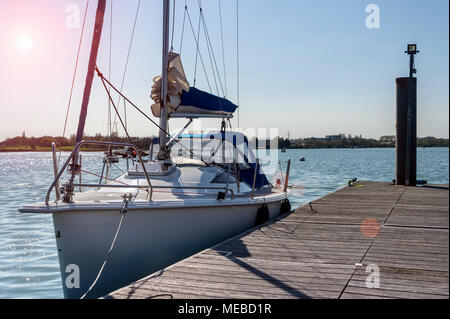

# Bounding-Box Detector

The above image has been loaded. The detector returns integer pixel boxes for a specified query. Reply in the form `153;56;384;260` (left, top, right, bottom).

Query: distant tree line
277;134;448;149
0;132;155;150
417;136;450;148
1;132;448;150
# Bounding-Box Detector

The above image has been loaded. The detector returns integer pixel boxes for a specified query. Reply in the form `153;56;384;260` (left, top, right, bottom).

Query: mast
75;0;107;143
66;0;106;202
158;0;170;159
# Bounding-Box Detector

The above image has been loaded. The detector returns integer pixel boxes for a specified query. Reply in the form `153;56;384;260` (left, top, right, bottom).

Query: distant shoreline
0;147;107;153
1;146;448;153
1;134;448;151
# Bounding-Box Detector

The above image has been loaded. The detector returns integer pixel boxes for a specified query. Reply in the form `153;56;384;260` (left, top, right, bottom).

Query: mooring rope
80;195;131;299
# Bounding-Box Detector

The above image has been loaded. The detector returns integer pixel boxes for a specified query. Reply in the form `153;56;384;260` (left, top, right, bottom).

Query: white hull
53;200;283;298
19;132;291;298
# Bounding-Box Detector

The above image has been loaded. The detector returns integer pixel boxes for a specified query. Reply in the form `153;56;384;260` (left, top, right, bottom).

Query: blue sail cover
150;54;237;118
176;87;237;116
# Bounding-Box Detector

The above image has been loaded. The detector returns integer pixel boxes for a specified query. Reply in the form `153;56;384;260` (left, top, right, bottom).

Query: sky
0;0;448;141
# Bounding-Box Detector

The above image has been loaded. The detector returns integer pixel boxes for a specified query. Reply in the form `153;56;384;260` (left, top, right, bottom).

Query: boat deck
104;181;449;299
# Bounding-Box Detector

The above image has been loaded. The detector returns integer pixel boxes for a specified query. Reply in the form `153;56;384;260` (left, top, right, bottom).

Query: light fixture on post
405;44;419;76
403;44;419;186
406;44;419;55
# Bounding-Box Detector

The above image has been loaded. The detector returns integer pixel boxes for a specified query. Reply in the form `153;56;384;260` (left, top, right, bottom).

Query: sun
16;33;33;51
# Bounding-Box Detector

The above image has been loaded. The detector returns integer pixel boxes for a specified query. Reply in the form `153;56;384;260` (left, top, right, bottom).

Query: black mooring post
396;44;419;186
396;77;417;185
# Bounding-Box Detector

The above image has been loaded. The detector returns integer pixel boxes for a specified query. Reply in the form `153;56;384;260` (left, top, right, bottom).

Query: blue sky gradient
0;0;448;139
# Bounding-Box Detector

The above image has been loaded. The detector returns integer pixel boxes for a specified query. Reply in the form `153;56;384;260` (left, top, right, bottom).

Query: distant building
325;134;345;141
379;135;396;143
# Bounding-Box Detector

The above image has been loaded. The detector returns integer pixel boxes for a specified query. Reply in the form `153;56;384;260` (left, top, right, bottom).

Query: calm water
0;148;448;298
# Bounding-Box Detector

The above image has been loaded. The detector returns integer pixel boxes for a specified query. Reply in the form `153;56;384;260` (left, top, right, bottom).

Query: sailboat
19;0;291;299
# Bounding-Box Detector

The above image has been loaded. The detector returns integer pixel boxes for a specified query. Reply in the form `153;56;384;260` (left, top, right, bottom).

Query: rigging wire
170;0;176;51
108;0;113;139
98;70;132;144
186;7;212;92
81;169;129;185
236;0;240;129
98;67;164;137
95;67;208;165
218;0;228;97
113;0;141;131
58;0;89;166
179;1;187;53
197;1;225;97
61;0;90;144
202;13;225;95
193;5;202;87
200;12;220;96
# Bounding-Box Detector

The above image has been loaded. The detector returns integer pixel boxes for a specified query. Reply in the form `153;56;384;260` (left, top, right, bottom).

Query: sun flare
16;33;33;51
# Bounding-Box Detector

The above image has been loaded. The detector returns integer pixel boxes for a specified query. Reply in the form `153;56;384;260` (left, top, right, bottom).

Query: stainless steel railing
64;184;234;198
51;142;61;201
46;140;235;205
46;140;152;205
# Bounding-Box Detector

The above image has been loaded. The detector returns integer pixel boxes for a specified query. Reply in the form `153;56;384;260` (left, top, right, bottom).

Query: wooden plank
168;264;354;281
350;274;449;289
178;259;357;277
386;206;449;228
133;278;339;299
342;286;448;299
144;271;350;293
346;278;449;296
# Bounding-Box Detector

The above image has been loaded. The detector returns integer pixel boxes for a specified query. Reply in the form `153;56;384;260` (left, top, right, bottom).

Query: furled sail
150;53;237;118
150;52;189;117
